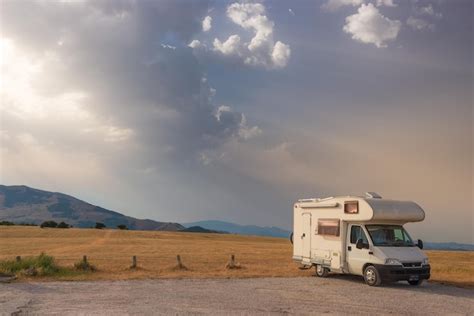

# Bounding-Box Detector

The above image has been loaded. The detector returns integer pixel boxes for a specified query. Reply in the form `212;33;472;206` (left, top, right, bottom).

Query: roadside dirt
1;276;473;315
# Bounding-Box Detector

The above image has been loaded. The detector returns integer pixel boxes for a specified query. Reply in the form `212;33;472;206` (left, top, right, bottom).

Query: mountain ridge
183;220;291;238
0;185;183;231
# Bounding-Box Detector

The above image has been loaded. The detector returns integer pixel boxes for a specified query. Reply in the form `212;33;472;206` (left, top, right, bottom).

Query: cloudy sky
0;0;472;243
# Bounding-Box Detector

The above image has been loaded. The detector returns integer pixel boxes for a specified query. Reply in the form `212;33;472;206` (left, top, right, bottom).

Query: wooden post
226;254;241;269
176;255;182;268
131;256;137;269
16;256;21;262
83;255;88;264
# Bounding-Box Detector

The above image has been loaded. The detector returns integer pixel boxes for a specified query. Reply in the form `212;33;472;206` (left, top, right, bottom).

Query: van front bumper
374;264;431;282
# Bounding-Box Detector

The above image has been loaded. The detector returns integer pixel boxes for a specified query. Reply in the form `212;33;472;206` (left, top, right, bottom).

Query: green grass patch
0;253;88;278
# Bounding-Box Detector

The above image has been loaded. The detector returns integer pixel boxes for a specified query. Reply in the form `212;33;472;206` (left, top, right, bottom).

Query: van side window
350;226;368;244
318;219;340;236
344;201;359;214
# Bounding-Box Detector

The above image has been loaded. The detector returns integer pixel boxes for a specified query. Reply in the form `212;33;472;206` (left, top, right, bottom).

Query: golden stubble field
0;226;472;287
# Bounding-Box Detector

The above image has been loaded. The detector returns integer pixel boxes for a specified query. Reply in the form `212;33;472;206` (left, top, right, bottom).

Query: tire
315;264;329;277
408;280;423;286
364;265;381;286
289;232;293;245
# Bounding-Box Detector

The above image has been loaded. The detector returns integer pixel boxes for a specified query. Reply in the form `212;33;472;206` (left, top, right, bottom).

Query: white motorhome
292;192;430;286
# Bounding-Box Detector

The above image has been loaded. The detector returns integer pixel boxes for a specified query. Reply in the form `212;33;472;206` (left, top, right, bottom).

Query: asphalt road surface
1;276;473;315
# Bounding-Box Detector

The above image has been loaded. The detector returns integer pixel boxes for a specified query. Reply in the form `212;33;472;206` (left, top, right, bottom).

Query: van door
346;224;370;275
301;213;311;259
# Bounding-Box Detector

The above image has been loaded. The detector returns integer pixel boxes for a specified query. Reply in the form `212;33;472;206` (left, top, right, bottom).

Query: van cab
292;193;430;286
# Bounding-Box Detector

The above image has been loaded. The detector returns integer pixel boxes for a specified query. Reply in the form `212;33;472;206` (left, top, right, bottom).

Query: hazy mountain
183;220;291;238
179;226;225;234
424;242;474;251
0;185;183;231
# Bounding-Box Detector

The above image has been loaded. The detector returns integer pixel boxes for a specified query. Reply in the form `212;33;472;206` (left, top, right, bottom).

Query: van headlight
385;258;402;265
422;258;429;265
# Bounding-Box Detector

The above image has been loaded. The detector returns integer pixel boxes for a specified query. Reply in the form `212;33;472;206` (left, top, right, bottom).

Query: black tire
408;280;423;286
289;232;293;244
364;265;381;286
315;264;329;277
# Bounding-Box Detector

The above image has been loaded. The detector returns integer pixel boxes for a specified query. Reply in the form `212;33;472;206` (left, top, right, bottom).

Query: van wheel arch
315;264;329;277
362;263;372;275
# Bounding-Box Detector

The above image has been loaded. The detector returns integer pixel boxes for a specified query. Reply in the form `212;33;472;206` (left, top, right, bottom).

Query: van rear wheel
315;264;329;277
364;265;381;286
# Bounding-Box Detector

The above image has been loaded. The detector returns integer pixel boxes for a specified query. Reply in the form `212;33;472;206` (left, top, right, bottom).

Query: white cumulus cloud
210;2;290;69
343;3;401;48
213;34;241;55
271;41;291;68
188;39;203;49
322;0;363;12
202;15;212;32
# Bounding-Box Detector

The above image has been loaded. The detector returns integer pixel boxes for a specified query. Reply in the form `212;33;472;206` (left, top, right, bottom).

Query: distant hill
183;220;291;238
179;226;225;234
0;185;183;231
424;242;474;251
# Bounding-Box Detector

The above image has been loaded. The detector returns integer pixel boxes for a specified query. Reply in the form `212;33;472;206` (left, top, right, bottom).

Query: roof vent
365;192;382;199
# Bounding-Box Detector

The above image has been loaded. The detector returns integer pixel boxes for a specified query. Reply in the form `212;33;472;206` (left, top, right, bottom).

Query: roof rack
298;198;319;203
298;196;334;203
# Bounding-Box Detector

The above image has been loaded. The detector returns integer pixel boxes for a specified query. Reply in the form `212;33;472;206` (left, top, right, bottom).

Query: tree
117;224;128;230
57;221;70;228
40;221;58;228
95;222;106;229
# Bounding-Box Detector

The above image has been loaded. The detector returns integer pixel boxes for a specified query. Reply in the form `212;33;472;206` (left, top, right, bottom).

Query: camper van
292;193;430;286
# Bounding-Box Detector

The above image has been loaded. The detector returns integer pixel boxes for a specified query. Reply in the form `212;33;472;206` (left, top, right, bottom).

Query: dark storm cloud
1;0;252;162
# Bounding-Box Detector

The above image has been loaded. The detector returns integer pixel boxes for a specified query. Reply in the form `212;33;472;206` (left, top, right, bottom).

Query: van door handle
348;246;352;251
301;233;306;238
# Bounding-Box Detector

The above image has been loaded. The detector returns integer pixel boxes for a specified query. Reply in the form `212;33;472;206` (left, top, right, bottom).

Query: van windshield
365;225;414;247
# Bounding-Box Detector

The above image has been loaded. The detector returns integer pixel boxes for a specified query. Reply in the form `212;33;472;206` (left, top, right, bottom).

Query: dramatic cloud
1;0;471;243
202;15;212;32
343;3;401;48
407;16;434;31
322;0;363;12
209;2;291;69
0;0;259;168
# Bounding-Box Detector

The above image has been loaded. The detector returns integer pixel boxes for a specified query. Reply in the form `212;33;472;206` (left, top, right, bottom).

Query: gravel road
1;276;473;315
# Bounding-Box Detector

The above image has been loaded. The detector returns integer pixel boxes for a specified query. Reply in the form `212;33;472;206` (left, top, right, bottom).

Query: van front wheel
364;265;381;286
315;264;329;277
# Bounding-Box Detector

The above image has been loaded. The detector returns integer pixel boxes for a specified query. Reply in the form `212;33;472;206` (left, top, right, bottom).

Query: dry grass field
0;226;472;287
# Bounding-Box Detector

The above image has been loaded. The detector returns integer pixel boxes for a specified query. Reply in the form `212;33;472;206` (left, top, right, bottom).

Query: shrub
57;222;70;229
95;222;106;229
0;221;14;226
0;253;60;276
117;224;128;230
40;221;58;228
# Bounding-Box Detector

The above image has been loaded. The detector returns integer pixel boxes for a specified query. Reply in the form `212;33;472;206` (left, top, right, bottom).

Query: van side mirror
417;239;423;249
356;238;369;250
